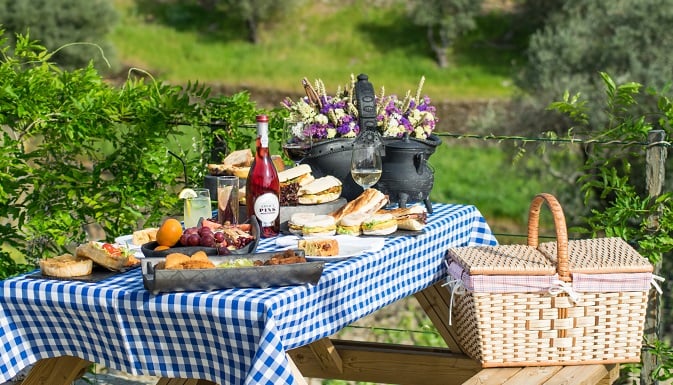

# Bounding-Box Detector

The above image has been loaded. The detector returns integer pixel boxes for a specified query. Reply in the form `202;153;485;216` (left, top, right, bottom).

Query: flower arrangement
282;75;438;141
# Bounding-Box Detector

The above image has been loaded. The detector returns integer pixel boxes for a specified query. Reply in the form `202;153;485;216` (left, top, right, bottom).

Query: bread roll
132;228;158;245
164;251;215;270
361;213;398;236
288;212;316;235
301;215;337;237
336;212;369;236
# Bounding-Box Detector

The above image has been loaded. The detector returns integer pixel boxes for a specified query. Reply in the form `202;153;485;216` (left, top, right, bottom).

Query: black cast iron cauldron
302;134;441;209
377;134;441;213
302;138;361;200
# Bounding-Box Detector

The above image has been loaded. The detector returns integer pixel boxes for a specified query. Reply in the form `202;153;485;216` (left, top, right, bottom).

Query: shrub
0;0;119;73
0;31;262;278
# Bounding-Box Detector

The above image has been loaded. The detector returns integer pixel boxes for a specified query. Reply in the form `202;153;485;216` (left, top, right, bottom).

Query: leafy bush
0;0;119;73
0;31;262;278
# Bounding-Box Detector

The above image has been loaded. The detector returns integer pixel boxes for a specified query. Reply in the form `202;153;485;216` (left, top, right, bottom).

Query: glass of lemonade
183;188;212;228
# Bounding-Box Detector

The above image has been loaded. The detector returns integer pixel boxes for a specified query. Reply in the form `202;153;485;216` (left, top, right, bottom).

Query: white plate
112;236;144;259
114;234;139;249
275;235;385;262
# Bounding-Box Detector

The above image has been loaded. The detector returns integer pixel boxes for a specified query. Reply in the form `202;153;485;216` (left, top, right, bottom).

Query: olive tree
0;0;119;73
406;0;483;68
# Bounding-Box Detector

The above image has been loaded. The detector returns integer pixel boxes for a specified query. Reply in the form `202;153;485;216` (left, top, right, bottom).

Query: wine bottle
246;115;281;237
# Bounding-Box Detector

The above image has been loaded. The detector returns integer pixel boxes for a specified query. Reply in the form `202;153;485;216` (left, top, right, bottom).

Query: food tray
142;250;324;294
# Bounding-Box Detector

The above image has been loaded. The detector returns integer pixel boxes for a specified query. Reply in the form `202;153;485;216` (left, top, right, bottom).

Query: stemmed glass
282;118;312;165
350;145;382;190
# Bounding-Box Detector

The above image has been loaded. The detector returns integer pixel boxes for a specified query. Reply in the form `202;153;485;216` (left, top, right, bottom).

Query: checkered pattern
447;254;653;293
0;203;496;385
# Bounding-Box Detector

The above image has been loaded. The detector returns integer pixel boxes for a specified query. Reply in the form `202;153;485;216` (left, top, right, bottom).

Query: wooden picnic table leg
18;356;90;385
413;281;465;353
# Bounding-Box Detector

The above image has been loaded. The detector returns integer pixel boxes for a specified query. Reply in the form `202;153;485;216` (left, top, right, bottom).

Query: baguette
329;188;388;222
376;205;427;231
75;241;130;271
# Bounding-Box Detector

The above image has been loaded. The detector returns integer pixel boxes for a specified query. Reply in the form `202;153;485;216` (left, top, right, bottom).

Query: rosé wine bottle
246;115;280;237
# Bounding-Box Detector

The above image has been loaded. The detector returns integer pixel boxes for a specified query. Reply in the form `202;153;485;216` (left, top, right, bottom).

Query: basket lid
538;237;653;274
446;244;557;276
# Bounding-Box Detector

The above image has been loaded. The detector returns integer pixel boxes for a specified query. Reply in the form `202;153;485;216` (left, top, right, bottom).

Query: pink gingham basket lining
447;259;652;293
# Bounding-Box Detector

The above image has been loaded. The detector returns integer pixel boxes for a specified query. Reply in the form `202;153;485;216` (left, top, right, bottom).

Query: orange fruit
156;218;183;247
154;245;170;251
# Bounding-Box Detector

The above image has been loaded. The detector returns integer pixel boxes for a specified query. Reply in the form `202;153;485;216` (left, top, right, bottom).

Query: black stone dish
141;216;259;258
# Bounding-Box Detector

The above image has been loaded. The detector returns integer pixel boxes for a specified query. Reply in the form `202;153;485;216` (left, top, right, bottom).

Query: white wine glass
350;145;382;190
282;118;312;165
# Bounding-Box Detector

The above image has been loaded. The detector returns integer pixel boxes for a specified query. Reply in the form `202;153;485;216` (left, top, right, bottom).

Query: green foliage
549;72;673;382
518;0;673;131
0;0;119;73
0;31;261;278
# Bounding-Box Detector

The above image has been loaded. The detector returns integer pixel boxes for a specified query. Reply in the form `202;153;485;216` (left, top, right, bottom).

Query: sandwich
75;241;138;271
298;175;342;205
278;164;314;187
40;254;93;277
377;205;428;231
361;213;398;236
329;188;388;222
279;164;315;206
287;212;316;235
336;212;369;236
298;238;339;257
301;214;337;237
207;149;252;176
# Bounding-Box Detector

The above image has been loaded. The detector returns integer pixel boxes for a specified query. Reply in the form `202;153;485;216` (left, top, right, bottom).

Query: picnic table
0;203;619;385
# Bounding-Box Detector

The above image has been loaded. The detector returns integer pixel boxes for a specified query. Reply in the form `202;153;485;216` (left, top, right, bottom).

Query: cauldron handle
414;152;427;175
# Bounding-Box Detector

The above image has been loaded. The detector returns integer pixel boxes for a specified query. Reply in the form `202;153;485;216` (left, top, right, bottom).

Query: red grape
187;234;201;246
213;232;225;243
184;227;199;235
200;234;215;247
179;234;190;246
198;227;213;237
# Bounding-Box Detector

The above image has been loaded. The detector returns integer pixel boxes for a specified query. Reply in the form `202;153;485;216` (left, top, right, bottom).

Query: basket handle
526;193;570;282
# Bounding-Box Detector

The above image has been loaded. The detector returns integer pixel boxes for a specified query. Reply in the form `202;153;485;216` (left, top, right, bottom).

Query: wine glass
282;118;312;165
350;145;382;190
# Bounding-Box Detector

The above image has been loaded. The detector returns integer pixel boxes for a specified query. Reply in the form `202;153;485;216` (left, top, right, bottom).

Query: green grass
109;0;534;230
110;0;522;101
429;142;541;235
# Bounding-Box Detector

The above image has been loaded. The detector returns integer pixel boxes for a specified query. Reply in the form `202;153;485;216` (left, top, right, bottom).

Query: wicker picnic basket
445;193;654;367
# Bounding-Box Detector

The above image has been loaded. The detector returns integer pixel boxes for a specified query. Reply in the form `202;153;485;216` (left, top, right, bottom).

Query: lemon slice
178;188;198;199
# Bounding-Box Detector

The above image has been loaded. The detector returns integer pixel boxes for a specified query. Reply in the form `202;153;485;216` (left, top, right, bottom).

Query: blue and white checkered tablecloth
0;203;496;385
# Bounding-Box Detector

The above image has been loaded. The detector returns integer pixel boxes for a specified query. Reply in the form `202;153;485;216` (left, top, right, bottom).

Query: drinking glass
217;176;239;226
183;188;211;228
282;118;312;165
350;145;382;190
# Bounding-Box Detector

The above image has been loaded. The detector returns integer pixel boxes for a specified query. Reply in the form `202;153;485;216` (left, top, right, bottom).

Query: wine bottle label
261;135;269;148
253;192;279;225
